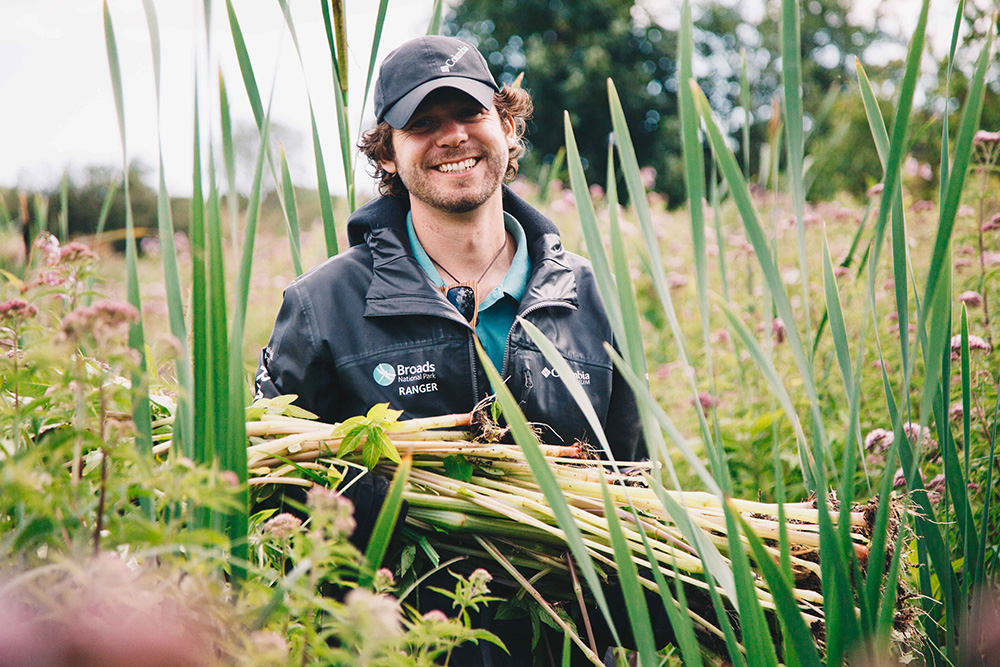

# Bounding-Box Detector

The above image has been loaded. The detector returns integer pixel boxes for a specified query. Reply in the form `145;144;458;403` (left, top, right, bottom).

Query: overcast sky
0;0;985;197
1;0;431;197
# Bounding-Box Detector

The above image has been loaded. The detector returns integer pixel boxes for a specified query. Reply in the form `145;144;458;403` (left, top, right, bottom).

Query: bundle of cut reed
222;405;914;651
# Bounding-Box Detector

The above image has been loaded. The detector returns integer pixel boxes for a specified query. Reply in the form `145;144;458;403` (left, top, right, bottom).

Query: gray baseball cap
374;36;500;129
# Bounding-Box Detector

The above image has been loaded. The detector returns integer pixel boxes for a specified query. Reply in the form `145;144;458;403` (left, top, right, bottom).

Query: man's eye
407;118;432;131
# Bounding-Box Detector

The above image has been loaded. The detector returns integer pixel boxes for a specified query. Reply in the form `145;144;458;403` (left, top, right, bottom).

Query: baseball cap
374;36;500;129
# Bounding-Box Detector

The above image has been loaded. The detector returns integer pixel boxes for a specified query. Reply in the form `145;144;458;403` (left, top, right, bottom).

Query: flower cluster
60;299;139;345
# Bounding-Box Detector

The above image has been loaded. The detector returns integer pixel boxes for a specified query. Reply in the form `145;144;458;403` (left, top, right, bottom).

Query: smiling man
255;35;647;665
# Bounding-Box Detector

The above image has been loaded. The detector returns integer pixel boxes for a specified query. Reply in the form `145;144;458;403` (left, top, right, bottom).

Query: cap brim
382;78;497;129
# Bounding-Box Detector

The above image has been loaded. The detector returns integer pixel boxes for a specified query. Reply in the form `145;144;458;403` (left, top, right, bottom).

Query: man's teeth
436;158;476;173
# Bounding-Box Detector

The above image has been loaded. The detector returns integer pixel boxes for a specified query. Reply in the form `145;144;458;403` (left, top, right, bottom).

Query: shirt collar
406;211;531;303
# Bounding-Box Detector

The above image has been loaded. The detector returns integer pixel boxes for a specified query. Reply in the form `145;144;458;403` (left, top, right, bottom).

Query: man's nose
436;118;469;146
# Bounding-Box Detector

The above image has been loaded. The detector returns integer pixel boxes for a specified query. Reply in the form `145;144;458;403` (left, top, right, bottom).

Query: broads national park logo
373;360;439;396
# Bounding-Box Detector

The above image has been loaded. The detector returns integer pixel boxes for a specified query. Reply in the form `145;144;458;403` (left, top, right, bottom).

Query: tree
444;0;897;204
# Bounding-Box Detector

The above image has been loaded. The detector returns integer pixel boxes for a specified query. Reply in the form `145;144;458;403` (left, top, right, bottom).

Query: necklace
426;234;508;286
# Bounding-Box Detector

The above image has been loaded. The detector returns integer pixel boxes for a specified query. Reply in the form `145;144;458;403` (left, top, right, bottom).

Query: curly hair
358;85;533;199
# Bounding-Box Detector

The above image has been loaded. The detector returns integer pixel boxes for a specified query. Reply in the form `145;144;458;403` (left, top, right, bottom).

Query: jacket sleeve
254;280;339;420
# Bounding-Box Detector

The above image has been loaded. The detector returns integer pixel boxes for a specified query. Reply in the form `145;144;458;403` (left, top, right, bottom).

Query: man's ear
503;115;517;149
381;159;397;174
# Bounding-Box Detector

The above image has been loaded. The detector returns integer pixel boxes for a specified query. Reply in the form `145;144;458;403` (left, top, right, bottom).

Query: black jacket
256;186;644;460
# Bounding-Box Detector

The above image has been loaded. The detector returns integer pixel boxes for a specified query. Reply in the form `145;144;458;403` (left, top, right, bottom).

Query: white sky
0;1;987;196
1;0;432;196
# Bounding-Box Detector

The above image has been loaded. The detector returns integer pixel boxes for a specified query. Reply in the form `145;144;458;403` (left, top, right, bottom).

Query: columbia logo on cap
439;45;470;73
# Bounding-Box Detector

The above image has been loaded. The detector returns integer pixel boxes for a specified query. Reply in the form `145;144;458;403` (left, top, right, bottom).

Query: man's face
381;88;516;215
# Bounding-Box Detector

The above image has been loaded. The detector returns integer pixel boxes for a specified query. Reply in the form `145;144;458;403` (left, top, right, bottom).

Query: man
255;35;647;664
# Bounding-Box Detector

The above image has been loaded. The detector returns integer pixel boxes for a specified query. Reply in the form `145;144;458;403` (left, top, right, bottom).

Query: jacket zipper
500;299;574;378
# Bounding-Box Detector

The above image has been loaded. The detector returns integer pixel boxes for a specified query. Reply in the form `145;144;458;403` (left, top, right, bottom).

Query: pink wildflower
711;328;731;345
667;272;688;289
772;318;786;344
982;214;1000;232
691;392;719;410
950;334;992;353
422;610;449;623
959;291;983;308
59;242;98;264
958;204;976;217
911;200;934;213
866;183;884;197
893;467;907;488
0;299;38;321
864;428;894;453
926;473;947;495
639;166;657;190
263;513;302;540
834;266;850;278
60;300;138;343
973;130;1000;145
588;184;605;201
33;232;60;265
307;485;356;538
954;257;974;270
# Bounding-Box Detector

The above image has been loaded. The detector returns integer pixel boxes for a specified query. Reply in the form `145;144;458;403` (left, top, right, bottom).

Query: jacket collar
349;186;578;317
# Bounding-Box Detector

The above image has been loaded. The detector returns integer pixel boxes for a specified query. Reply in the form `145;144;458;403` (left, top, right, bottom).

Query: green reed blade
427;0;443;35
607;345;722;499
975;389;1000;588
629;496;704;667
780;0;811;340
95;176;119;238
279;146;302;268
692;82;826;491
646;475;745;666
960;308;972;604
564;116;625;344
939;0;967;197
608;79;725;488
875;527;905;643
740;48;751;180
232;81;272;348
476;338;623;649
607;147;648;376
191;79;211;469
225;0;262;124
716;297;813;478
206;157;229;470
679;0;713;381
275;0;338;257
219;70;239;247
360;0;390;122
58;172;68;242
921;23;994;326
320;0;355;213
311;106;339;257
739;514;822;667
599;473;657;664
723;501;779;667
363;457;412;581
104;1;152;457
142;0;192;457
330;0;348;94
226;0;304;266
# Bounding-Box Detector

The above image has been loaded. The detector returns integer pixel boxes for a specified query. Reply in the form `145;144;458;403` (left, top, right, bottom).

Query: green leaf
600;471;657;665
443;454;474;482
363;457;412;579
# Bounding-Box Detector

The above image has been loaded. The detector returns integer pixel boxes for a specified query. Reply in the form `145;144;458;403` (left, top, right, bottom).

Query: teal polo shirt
407;212;531;373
